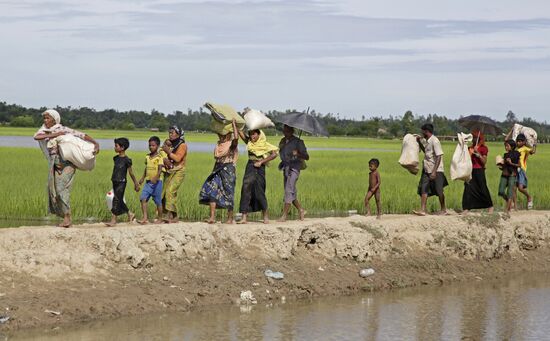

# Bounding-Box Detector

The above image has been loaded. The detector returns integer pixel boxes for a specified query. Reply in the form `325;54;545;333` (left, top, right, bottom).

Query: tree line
1;101;548;141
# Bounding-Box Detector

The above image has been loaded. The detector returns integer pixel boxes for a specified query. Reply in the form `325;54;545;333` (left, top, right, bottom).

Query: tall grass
0;141;547;225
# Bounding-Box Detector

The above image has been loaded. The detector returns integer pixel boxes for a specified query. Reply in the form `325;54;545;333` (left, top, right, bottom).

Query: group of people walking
34;110;309;227
34;109;537;228
411;123;536;216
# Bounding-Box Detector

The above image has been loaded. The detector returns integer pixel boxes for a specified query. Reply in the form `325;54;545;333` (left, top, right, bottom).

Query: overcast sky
1;0;549;120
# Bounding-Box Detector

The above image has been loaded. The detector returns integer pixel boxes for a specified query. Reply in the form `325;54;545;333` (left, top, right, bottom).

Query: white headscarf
43;109;61;125
35;109;63;159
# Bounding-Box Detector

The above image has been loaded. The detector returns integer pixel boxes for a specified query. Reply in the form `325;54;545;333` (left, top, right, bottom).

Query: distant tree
401;111;415;133
10;115;35;127
149;110;169;131
506;110;517;123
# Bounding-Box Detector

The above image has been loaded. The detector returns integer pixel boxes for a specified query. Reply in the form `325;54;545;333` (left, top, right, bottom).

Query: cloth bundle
450;132;473;182
398;134;420;175
55;134;96;171
205;102;245;135
243;108;274;130
511;123;537;147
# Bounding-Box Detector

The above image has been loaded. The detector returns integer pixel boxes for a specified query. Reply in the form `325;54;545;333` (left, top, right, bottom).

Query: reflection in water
8;274;550;340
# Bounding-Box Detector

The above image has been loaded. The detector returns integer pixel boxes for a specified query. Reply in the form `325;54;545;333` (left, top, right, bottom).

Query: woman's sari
199;139;238;209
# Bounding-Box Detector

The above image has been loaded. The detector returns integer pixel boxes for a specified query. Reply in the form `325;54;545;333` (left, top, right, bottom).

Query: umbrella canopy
276;112;329;137
458;115;502;136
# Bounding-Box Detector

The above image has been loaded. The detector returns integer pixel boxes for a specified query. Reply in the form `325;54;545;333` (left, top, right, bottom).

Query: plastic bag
243;108;274;130
450;133;473;181
398;134;420;175
106;189;125;210
56;134;96;171
511;123;537;147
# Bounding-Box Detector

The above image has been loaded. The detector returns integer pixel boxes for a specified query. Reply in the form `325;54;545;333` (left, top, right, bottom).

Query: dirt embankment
1;211;550;332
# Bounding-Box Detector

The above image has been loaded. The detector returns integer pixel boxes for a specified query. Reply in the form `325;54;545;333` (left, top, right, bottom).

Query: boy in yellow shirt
138;136;164;224
515;133;536;209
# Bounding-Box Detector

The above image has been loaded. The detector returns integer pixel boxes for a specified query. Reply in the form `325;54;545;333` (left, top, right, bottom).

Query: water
7;274;550;340
0;136;395;153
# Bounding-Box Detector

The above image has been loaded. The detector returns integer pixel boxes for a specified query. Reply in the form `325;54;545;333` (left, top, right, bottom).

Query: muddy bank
1;211;550;332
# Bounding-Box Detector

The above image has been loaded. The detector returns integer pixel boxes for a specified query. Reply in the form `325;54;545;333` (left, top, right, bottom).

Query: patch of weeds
432;233;444;244
460;213;501;229
350;221;385;239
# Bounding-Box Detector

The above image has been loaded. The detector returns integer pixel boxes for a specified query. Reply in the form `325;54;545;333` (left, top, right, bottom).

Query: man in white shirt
413;123;448;216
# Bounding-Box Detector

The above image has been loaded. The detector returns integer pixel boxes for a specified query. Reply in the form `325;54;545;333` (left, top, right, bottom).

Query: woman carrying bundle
462;130;493;214
199;119;240;224
33;109;100;227
237;129;278;224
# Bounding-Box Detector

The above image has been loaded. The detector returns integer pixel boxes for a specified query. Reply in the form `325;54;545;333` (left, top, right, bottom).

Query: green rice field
0;128;547;225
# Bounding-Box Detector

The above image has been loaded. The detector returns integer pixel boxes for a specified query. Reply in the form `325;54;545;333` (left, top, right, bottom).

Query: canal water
6;274;550;340
0;136;396;153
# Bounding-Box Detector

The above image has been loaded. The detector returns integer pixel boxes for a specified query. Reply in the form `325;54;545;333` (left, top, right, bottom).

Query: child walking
514;133;536;209
105;138;139;226
138;136;164;224
365;158;381;218
498;140;520;213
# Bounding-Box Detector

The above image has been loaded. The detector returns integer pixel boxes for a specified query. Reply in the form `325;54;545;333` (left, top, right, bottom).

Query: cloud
1;0;550;119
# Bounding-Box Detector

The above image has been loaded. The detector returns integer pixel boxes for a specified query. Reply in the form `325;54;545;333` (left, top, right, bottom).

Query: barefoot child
514;133;536;209
105;138;139;226
365;158;381;218
498;140;520;213
138;136;164;224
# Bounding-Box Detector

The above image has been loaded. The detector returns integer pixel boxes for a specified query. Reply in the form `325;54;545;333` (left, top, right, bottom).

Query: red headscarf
471;129;485;146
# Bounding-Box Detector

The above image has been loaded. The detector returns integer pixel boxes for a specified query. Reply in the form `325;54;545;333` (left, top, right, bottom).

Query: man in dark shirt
278;125;309;221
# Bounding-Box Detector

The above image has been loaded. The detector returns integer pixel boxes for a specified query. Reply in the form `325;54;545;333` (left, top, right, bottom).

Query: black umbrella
458;115;502;136
276;111;329;137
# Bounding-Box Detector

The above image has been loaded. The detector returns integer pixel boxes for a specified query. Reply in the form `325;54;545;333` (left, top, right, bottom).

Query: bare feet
277;216;287;222
153;219;164;224
204;218;215;224
299;209;307;221
128;213;135;222
376;214;381;220
237;220;248;224
138;219;148;225
58;219;72;228
435;210;449;216
413;210;426;216
104;221;116;227
225;220;234;224
263;218;269;224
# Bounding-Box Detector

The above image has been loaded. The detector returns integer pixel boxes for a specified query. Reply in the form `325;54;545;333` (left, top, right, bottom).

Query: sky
1;0;550;121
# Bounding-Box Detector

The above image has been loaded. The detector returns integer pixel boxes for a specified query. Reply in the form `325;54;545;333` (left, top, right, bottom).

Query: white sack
398;134;420;175
511;123;537;147
56;134;96;171
243;109;275;130
450;132;473;182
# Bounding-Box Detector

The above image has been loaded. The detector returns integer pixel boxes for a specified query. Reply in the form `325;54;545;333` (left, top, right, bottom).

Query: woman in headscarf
462;130;493;214
237;129;278;224
161;126;188;223
33;109;100;227
199;119;239;224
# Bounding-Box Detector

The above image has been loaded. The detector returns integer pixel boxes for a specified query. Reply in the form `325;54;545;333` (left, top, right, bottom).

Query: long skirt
111;181;129;216
239;160;268;213
462;168;493;210
48;155;75;217
162;167;186;214
199;163;236;209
